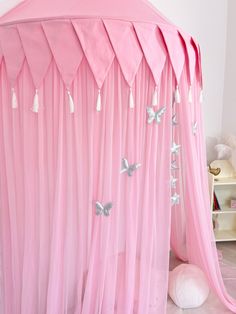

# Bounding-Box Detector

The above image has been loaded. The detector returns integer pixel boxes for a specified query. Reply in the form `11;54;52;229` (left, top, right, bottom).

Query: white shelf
209;163;236;242
213;206;236;215
214;229;236;242
214;177;236;186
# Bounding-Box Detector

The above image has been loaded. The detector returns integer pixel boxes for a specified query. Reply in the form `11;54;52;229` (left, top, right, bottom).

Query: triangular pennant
17;22;52;89
72;19;115;89
42;20;84;87
159;25;185;83
191;38;203;86
0;26;25;86
179;31;196;84
103;19;143;87
133;22;166;86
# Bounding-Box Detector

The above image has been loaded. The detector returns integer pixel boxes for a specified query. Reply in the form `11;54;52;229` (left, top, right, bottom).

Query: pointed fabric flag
180;31;196;85
192;38;203;87
42;20;83;87
133;22;166;86
103;19;143;87
159;25;185;84
17;23;52;89
72;19;115;89
0;26;25;86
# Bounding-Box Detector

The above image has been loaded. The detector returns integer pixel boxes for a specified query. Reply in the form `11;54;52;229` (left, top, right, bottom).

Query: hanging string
96;89;102;112
32;89;40;113
129;87;135;109
67;89;75;114
174;85;181;104
152;85;158;107
11;88;18;109
188;85;193;104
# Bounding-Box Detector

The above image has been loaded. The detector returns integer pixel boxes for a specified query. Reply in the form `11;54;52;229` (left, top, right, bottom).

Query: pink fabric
42;20;84;88
0;19;198;94
0;0;171;25
17;22;52;89
0;25;25;86
72;19;115;89
159;25;185;84
133;23;166;86
0;58;172;314
0;7;235;314
171;67;236;313
103;20;143;87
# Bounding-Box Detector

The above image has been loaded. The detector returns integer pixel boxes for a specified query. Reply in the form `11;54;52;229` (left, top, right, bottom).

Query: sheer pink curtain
171;66;236;313
0;57;173;314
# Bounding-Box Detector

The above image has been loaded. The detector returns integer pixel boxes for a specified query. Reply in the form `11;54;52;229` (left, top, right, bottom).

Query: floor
167;242;236;314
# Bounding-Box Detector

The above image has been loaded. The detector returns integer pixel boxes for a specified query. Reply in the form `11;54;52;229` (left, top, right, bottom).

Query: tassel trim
11;88;18;109
152;85;158;107
32;89;39;113
96;89;102;112
67;90;75;113
129;87;135;109
175;85;181;104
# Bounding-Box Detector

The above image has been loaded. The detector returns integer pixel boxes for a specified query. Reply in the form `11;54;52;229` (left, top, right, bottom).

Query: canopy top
0;0;172;26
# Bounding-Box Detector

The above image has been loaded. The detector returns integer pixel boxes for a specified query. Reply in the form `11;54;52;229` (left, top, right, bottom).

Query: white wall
149;0;228;137
222;0;236;135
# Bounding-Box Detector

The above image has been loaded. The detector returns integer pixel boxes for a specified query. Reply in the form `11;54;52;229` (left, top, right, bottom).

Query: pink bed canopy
0;0;235;313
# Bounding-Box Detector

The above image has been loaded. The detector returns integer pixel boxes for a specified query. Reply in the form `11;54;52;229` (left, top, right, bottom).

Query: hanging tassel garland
188;85;193;103
152;85;158;107
174;85;181;104
67;90;75;113
11;88;18;109
96;89;102;112
129;88;135;109
199;89;203;103
32;90;40;113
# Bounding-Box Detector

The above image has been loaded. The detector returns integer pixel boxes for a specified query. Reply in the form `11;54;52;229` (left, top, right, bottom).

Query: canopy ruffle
0;19;200;94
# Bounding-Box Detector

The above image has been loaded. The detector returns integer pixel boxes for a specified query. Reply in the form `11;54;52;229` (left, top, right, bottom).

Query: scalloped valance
0;19;201;105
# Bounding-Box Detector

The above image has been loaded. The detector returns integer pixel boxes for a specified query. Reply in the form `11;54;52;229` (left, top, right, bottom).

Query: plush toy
168;264;210;309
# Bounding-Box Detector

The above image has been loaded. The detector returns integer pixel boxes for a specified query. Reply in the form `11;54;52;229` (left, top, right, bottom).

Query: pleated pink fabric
0;2;235;313
0;58;173;314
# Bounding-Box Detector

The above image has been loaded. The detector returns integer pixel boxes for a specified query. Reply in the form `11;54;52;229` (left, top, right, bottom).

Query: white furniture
210;160;236;242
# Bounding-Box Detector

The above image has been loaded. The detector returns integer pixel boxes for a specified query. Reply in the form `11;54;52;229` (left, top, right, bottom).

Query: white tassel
67;90;75;113
188;85;193;103
199;89;203;103
174;85;181;104
152;85;158;107
96;89;102;112
11;88;18;109
32;89;39;113
129;87;135;109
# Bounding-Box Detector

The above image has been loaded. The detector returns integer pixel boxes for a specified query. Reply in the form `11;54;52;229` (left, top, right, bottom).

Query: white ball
168;264;210;309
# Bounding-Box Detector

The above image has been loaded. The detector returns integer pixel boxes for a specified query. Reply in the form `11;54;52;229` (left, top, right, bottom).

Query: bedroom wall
222;0;236;136
149;0;228;137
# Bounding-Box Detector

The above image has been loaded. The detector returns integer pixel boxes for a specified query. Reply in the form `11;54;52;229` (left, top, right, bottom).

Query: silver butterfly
95;202;112;217
171;160;179;171
171;142;181;155
121;158;141;177
147;106;166;124
171;176;178;189
172;114;178;126
171;193;180;206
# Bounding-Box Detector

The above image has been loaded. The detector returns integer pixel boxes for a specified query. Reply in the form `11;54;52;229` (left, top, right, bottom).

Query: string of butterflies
95;87;201;217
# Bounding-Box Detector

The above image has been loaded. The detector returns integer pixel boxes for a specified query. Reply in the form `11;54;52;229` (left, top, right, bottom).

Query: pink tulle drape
171;68;236;313
0;58;173;314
